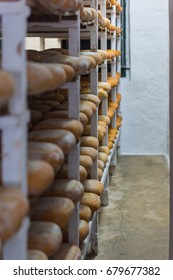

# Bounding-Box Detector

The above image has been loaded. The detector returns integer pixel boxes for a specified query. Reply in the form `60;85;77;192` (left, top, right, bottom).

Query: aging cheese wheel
80;103;93;119
98;159;104;171
31;197;75;229
80;99;96;112
80;136;99;149
0;187;29;241
80;192;101;213
28;221;62;257
80;147;98;161
28;142;64;172
29;129;76;155
80;155;93;173
80;55;96;70
28;160;55;196
98;120;107;128
56;164;87;182
98;168;103;181
98;81;111;92
28;249;48;260
30;110;43;125
79;219;89;242
79;112;88;127
98;146;110;155
29;102;51;114
33;118;83;140
43;179;84;204
98;152;108;164
0;70;14;105
80;94;100;107
79;204;92;222
34;100;60;111
83;180;104;196
98;115;110;125
50;243;81;260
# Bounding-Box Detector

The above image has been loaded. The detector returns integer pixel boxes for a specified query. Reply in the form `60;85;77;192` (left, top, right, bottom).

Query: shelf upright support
0;0;30;260
67;12;81;247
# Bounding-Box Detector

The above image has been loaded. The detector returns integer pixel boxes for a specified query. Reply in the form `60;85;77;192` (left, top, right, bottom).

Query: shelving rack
0;0;123;260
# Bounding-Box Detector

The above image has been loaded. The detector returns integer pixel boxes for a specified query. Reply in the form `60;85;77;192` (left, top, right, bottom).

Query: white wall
120;0;169;156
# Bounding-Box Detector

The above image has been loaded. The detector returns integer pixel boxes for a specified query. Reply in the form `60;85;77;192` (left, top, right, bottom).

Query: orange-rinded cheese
80;136;99;149
79;204;92;222
83;180;104;196
80;155;93;173
80;192;101;213
28;249;48;260
50;243;81;260
79;219;89;242
43;179;84;204
28;221;62;257
28;129;76;155
80;147;98;161
31;197;75;229
0;186;29;241
98;146;110;155
33;118;83;140
28;142;64;172
28;160;55;196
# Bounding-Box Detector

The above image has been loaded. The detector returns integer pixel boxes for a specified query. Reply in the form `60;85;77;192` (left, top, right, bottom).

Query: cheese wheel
33;100;60;110
28;142;64;171
28;160;55;196
0;70;14;105
98;168;103;181
43;179;84;204
31;197;75;229
98;159;104;171
80;55;96;70
80;192;101;213
80;103;93;119
98;81;111;92
98;115;110;125
43;110;69;120
80;147;98;161
80;51;103;65
0;186;29;241
79;219;89;242
80;155;93;173
50;243;81;260
80;7;88;21
30;110;43;125
58;64;75;82
79;204;92;222
80;94;100;106
28;250;48;260
29;129;76;155
28;221;62;257
80;136;99;149
80;112;88;127
80;100;96;112
98;120;107;127
37;91;66;103
98;152;108;164
56;164;87;182
108;141;113;149
29;102;51;114
83;180;104;196
98;88;108;100
33;118;83;140
98;146;110;155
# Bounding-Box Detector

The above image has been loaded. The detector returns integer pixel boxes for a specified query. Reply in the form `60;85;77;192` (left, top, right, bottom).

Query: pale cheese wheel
98;168;103;181
98;81;111;92
98;152;108;164
0;187;29;241
80;100;96;112
80;55;96;70
43;179;84;204
80;7;88;21
31;197;75;229
83;180;104;196
79;219;89;242
80;136;99;149
98;159;104;171
80;147;98;161
28;160;55;196
80;94;100;106
98;146;110;155
80;112;89;127
0;70;14;105
80;51;103;65
28;221;62;257
79;204;92;222
80;155;93;173
58;64;75;82
98;120;107;128
80;103;93;119
80;192;101;213
50;243;81;260
28;129;76;155
98;115;110;125
33;118;83;140
28;250;48;260
98;88;108;100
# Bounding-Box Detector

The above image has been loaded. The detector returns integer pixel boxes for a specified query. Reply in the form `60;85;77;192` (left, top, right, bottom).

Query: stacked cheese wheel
27;0;83;14
80;6;97;24
97;10;118;32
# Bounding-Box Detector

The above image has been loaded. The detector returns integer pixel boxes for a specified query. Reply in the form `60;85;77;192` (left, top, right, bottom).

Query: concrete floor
89;156;169;260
